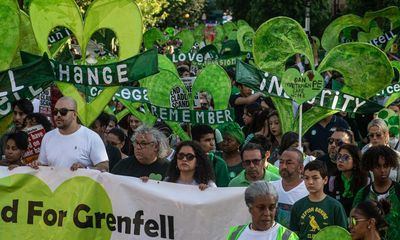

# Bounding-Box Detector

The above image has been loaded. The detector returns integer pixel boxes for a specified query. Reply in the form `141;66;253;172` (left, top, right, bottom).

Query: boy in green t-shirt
290;160;347;240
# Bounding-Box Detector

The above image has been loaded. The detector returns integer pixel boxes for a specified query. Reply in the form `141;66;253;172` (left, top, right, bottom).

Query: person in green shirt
289;160;347;240
191;124;230;187
229;143;280;187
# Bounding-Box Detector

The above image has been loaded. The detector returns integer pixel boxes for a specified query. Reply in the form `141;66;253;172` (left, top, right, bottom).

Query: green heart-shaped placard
0;174;112;239
149;173;162;181
29;0;143;127
0;0;20;71
282;69;324;105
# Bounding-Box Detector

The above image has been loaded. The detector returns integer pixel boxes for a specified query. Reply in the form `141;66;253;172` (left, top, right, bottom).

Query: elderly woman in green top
227;181;298;240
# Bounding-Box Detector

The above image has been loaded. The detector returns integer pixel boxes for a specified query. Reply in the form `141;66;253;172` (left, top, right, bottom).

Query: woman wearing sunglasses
165;141;216;190
348;200;389;240
327;144;369;215
361;118;400;182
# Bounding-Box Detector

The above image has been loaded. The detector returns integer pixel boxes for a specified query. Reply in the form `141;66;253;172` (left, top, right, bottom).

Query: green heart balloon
190;64;231;111
193;24;205;43
312;226;351;240
282;68;324;105
173;29;195;53
318;43;393;99
10;11;42;67
0;174;112;239
143;27;166;50
253;17;393;135
253;16;315;76
322;6;400;52
30;0;143;127
0;0;20;71
237;25;254;52
149;173;162;181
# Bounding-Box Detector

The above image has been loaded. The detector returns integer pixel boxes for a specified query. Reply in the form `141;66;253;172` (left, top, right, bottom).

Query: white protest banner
0;167;250;240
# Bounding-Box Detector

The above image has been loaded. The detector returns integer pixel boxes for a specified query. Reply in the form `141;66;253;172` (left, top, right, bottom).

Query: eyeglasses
53;108;75;116
336;154;352;162
177;152;196;161
243;159;263;166
368;133;383;138
133;141;155;148
348;217;368;226
328;137;344;146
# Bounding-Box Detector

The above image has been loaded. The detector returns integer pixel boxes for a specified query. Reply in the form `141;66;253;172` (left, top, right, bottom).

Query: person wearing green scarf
218;122;245;180
327;144;368;216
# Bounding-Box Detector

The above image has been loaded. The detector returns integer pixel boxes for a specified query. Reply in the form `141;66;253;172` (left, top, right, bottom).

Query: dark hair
96;112;110;128
244;103;262;119
6;131;29;150
109;114;117;125
335;127;355;144
25;113;53;132
354;200;390;231
336;144;368;193
166;141;215;184
304;160;328;179
249;109;270;135
12;99;34;115
361;145;399;171
241;143;265;159
108;127;126;143
267;110;281;146
248;135;271;153
191;124;214;142
279;131;300;155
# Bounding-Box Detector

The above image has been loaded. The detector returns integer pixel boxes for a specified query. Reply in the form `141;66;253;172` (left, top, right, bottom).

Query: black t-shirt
106;144;122;171
111;156;169;178
229;94;245;126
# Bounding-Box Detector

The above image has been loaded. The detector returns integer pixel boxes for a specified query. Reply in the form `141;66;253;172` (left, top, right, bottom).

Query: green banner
149;104;235;124
84;86;149;103
0;54;54;117
21;49;158;86
369;27;399;47
376;82;400;97
48;28;71;44
236;60;384;114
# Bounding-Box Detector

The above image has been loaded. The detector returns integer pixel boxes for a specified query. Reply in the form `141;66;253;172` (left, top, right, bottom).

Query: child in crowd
0;131;29;170
290;160;347;240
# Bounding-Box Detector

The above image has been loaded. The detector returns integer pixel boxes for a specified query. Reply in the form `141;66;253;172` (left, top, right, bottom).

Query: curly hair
166;141;215;184
361;145;399;171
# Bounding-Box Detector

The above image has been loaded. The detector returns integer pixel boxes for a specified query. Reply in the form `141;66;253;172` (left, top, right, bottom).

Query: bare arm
94;161;109;172
234;92;263;105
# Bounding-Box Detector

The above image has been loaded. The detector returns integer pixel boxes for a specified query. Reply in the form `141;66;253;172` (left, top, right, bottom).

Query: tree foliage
161;0;207;28
217;0;332;36
345;0;400;15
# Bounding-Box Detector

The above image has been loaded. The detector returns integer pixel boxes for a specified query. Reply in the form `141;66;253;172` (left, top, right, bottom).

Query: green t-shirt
228;167;281;187
208;152;230;187
289;195;347;240
227;163;244;180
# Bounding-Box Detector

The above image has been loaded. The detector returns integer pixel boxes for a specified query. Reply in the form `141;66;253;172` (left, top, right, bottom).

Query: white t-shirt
271;179;308;227
38;126;108;168
237;222;280;240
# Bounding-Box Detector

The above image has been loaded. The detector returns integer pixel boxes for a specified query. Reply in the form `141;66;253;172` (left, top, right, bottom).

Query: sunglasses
243;159;262;166
348;217;368;226
53;108;75;116
336;154;351;162
177;152;196;161
368;133;383;138
328;137;344;146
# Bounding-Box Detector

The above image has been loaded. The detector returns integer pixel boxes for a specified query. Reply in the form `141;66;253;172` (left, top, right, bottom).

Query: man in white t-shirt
33;97;109;171
271;147;308;228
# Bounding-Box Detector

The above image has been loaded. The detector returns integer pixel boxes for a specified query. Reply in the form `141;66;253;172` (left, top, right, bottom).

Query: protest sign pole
298;103;303;152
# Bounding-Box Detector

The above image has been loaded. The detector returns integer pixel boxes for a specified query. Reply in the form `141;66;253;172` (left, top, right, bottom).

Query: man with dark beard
271;148;308;227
